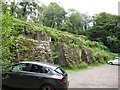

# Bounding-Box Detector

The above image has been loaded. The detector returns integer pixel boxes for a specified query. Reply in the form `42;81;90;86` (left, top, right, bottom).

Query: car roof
19;61;59;70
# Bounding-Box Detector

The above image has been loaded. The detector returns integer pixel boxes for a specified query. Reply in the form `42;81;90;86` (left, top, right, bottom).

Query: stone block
81;48;92;64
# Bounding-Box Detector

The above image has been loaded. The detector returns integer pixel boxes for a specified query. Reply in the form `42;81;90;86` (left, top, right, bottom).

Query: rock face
81;48;92;64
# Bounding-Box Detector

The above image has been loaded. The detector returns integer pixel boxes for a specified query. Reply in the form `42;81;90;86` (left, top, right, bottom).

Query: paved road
68;65;119;88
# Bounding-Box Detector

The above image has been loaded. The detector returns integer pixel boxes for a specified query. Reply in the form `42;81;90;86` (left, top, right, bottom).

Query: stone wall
16;31;53;63
81;48;92;64
16;30;93;68
63;45;80;67
50;42;80;67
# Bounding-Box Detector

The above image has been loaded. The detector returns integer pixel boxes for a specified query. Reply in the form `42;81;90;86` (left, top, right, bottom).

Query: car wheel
109;62;113;65
41;85;55;90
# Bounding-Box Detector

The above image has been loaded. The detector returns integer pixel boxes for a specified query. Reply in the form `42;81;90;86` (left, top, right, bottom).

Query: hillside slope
2;14;118;68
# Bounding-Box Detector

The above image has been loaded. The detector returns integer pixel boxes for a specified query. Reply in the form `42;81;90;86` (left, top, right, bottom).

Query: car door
2;64;17;87
114;59;119;64
19;64;49;89
118;59;120;64
2;63;30;88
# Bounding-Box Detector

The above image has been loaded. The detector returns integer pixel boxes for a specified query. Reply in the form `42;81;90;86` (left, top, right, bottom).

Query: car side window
12;63;29;72
30;64;49;73
55;67;66;75
115;59;118;61
44;68;50;73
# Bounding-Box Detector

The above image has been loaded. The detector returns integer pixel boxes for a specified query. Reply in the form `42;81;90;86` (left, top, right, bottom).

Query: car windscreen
55;67;67;76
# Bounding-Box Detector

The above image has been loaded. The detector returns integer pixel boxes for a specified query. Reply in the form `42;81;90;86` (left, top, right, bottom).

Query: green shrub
78;62;88;69
92;48;118;64
51;50;59;59
84;40;109;51
59;61;66;67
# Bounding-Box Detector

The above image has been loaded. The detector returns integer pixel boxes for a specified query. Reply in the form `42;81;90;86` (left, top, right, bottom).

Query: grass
63;63;108;73
63;67;89;73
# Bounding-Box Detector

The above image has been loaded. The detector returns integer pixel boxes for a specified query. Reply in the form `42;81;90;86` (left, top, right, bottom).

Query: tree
81;13;90;31
9;1;19;16
43;2;66;29
18;1;34;20
65;9;90;35
87;12;120;53
1;1;9;14
1;0;41;21
31;4;46;24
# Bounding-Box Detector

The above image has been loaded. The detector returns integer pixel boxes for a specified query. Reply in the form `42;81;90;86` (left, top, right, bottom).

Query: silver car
108;57;120;65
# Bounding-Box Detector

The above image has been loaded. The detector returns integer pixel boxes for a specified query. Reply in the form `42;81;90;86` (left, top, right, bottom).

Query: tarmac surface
68;65;119;88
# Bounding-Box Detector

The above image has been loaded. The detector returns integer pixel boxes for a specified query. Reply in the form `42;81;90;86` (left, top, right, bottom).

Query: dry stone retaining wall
81;48;92;64
16;31;53;63
15;30;93;67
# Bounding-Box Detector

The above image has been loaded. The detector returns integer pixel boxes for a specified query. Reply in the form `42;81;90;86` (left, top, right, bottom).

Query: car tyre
41;85;55;90
109;62;113;65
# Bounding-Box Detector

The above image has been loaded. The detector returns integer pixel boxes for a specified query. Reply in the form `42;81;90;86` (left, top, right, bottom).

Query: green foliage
1;1;9;13
59;61;66;67
2;12;16;62
43;2;66;29
87;12;120;53
78;62;88;69
91;47;118;64
51;50;59;59
1;1;91;36
2;2;119;53
1;1;42;21
84;40;109;51
47;30;60;42
106;36;120;52
65;9;90;35
1;7;119;69
1;59;14;67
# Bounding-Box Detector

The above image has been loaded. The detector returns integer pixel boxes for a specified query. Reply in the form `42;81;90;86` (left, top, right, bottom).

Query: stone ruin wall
81;48;92;64
50;42;81;67
17;31;53;63
17;30;93;67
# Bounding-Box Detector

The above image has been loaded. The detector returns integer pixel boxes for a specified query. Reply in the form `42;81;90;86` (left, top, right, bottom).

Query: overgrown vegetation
1;12;118;68
1;0;119;69
1;1;120;53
